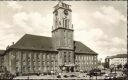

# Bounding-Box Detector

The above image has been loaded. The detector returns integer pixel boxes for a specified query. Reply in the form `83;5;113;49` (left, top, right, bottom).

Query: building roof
0;50;5;56
107;54;127;59
74;41;97;54
9;34;97;55
10;34;53;51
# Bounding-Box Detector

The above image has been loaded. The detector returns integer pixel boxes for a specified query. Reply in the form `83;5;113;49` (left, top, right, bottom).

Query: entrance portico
59;64;75;72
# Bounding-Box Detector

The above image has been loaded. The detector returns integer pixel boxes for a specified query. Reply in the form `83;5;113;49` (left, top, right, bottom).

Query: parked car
100;72;106;76
40;73;44;76
88;69;101;76
83;70;87;73
41;72;54;75
104;73;117;80
63;75;69;78
70;74;77;77
80;70;83;73
57;75;61;78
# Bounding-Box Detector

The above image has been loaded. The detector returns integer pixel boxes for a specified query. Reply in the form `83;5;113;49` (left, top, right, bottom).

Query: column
20;52;23;74
31;52;34;73
44;53;46;72
26;52;28;74
35;53;38;73
39;53;42;73
41;53;43;73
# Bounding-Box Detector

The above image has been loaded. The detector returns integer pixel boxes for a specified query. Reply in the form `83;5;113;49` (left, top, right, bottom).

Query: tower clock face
64;10;68;15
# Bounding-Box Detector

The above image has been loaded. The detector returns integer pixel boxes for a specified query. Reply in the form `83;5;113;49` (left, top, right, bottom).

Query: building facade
105;54;127;69
4;49;58;74
4;1;98;75
104;56;110;68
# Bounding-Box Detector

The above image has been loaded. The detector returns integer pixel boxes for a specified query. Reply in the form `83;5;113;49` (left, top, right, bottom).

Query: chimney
12;42;14;45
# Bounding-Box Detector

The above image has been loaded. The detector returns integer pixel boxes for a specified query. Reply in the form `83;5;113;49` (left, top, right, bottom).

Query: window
69;54;70;62
16;67;18;71
55;17;58;28
65;19;67;28
63;19;69;28
59;21;61;25
64;52;66;62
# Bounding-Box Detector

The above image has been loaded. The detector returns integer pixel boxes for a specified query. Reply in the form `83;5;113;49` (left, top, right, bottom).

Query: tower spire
59;0;63;3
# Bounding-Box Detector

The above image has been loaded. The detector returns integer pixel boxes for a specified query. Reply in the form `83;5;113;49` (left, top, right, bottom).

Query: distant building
4;1;98;75
105;56;110;68
0;50;5;73
105;54;127;69
97;60;104;70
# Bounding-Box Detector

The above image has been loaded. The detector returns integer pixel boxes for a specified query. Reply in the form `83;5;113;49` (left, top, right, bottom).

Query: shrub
63;75;68;78
57;75;61;78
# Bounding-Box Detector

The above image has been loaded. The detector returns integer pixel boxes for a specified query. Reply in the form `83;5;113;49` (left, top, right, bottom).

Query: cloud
13;12;52;36
7;1;23;10
0;11;53;49
0;22;13;36
93;6;127;24
112;37;126;45
0;22;19;49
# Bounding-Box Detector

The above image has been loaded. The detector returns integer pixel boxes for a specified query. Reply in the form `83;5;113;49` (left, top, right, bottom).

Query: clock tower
52;1;75;72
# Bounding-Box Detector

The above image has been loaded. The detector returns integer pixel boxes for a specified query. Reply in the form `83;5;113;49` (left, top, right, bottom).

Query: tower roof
54;1;71;12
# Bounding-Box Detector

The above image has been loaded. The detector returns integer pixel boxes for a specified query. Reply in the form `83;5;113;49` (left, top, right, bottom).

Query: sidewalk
14;75;105;80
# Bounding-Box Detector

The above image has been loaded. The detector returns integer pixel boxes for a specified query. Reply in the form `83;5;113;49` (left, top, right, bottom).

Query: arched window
63;19;69;28
64;52;66;62
69;52;70;62
65;19;67;28
65;19;69;28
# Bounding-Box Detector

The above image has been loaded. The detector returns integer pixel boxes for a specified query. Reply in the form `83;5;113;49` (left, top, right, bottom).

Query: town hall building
3;1;98;75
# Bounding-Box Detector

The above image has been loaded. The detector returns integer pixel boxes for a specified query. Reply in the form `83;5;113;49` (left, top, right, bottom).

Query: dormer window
65;19;68;28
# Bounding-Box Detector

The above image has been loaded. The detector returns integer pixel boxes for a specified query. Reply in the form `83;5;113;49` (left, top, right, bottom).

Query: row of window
76;62;96;65
20;54;57;61
76;56;97;60
21;61;58;65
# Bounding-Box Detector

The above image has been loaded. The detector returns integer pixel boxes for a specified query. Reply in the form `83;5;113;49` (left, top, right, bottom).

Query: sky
0;1;127;62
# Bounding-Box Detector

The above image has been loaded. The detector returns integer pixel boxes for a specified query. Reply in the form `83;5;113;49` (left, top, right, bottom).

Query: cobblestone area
13;70;125;80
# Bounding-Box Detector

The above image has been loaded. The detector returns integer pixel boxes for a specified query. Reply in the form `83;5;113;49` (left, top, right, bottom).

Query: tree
0;66;15;79
124;63;128;69
117;64;122;69
123;63;128;76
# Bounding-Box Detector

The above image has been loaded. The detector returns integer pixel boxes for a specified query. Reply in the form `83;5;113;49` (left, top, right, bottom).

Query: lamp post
114;66;116;73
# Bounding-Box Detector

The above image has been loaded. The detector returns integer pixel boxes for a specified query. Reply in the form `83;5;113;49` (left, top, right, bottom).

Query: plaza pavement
13;70;124;80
